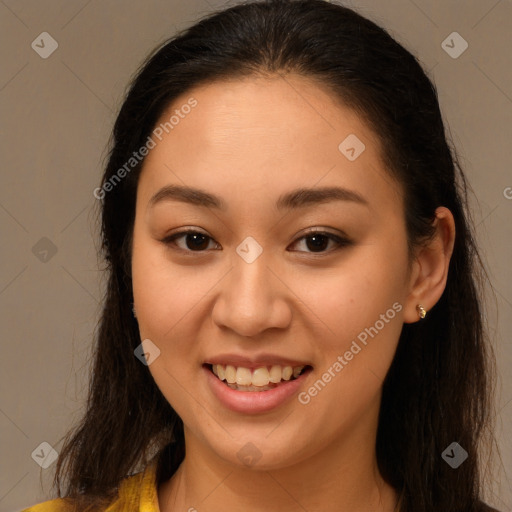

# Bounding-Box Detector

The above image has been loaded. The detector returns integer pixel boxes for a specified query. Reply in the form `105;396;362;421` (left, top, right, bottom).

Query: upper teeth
212;364;305;387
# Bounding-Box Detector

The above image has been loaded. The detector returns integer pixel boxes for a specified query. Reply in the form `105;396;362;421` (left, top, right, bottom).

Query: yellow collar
104;459;160;511
22;460;161;512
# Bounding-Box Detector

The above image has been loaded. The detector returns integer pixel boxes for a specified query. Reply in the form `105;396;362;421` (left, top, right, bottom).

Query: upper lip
205;353;312;369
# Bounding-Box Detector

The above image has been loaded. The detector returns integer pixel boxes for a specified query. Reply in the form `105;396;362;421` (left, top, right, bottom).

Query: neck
158;404;398;512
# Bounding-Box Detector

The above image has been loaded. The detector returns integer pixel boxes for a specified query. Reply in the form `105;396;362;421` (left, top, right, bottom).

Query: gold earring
416;304;427;319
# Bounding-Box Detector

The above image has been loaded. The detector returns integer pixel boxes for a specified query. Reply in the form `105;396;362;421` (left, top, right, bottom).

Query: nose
211;255;293;337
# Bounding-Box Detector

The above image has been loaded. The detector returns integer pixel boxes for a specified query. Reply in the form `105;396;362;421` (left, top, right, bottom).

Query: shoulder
21;461;159;512
21;497;73;512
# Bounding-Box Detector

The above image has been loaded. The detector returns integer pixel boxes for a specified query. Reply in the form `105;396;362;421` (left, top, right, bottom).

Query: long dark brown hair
52;1;498;510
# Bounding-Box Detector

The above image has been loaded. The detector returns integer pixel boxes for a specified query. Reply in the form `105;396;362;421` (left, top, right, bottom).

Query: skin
131;73;455;512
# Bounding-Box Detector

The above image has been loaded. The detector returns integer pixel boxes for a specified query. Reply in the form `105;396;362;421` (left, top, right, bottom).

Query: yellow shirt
21;462;501;512
21;460;160;512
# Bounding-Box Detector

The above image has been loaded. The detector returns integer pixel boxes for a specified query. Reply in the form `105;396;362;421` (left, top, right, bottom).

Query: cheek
131;231;213;340
291;242;408;429
293;240;408;348
131;233;210;416
294;245;407;433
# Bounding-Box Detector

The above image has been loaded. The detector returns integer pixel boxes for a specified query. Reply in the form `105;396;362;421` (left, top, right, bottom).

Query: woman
23;0;500;511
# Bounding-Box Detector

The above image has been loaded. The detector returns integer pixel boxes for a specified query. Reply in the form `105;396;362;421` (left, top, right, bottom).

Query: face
131;74;412;470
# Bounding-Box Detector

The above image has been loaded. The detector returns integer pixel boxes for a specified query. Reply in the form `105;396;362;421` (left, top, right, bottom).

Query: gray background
1;0;511;511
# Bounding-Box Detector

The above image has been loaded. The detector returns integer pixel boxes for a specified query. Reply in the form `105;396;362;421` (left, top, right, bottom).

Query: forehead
137;74;402;212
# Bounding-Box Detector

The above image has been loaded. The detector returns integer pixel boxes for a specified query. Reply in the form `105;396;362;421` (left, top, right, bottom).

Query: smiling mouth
206;363;312;392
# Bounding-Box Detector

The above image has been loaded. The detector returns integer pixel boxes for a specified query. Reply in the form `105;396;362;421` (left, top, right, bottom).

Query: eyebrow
148;184;368;211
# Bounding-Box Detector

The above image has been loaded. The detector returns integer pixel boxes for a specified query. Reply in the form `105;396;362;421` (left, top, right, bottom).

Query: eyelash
161;228;352;255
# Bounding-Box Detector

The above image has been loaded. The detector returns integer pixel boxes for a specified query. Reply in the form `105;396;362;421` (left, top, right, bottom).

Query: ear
403;206;456;323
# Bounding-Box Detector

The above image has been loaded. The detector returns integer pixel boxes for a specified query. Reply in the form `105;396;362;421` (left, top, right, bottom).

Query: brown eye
304;233;330;252
162;230;220;252
289;231;352;254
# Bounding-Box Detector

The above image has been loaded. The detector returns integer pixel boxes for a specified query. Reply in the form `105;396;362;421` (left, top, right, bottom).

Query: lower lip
203;365;312;414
